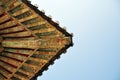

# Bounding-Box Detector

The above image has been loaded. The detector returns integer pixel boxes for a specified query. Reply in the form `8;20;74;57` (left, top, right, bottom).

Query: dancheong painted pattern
0;0;73;80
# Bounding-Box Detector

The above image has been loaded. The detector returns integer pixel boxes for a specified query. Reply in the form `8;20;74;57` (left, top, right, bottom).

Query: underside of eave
21;0;73;37
0;0;73;80
30;44;72;80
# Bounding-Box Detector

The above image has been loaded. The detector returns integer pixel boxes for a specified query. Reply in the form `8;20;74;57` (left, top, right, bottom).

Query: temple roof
0;0;73;80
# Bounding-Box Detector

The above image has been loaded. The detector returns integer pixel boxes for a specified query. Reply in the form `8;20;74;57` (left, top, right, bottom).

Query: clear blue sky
31;0;120;80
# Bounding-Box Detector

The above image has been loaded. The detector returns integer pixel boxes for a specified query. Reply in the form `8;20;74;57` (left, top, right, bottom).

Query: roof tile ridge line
21;0;73;37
